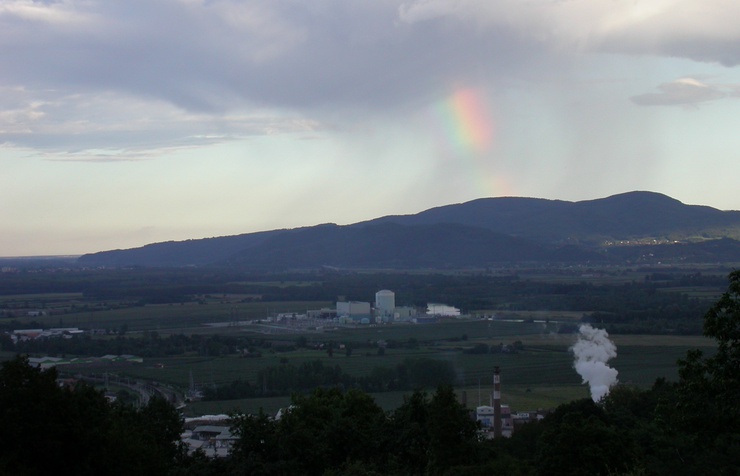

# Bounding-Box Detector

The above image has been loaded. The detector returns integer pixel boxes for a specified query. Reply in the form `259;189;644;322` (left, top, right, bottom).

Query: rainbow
437;88;495;154
429;88;512;196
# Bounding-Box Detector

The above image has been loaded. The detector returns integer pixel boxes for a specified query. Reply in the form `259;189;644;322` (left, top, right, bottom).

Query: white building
336;301;371;320
182;425;236;457
476;404;514;438
393;306;417;321
426;303;461;317
375;290;395;315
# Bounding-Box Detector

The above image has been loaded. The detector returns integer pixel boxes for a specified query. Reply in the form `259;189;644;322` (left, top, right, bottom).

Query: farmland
11;317;715;416
0;264;723;416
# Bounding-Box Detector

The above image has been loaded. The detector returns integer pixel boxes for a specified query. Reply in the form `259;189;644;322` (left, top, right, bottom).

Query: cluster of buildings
27;354;143;370
473;367;545;439
180;367;545;460
8;327;85;344
4;326;114;346
181;420;235;458
251;289;461;328
307;289;460;325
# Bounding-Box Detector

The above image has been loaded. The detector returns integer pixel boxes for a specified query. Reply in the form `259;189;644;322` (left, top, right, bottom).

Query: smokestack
493;366;502;438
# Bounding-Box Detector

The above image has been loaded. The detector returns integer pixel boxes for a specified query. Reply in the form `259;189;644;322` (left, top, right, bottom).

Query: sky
3;0;740;256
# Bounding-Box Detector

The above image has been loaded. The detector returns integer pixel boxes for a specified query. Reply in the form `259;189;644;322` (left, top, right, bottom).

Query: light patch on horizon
631;78;730;106
0;1;93;26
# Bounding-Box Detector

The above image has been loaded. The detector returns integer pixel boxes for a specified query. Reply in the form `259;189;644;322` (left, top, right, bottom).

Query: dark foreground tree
388;385;479;475
0;356;113;476
105;396;186;476
0;356;185;476
533;399;634;476
229;409;284;475
230;387;389;476
670;270;740;473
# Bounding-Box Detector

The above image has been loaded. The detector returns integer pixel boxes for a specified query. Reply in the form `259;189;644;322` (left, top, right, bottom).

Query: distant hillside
77;191;740;269
359;191;740;244
224;222;604;269
78;230;283;267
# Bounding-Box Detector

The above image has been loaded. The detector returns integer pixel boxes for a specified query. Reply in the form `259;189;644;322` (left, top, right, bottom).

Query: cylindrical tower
375;290;395;315
493;366;502;438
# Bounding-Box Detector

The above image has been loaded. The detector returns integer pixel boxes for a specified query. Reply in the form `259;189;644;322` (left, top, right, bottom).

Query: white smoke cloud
570;324;618;402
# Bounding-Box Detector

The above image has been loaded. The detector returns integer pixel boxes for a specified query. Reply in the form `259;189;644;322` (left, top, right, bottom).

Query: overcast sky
3;0;740;256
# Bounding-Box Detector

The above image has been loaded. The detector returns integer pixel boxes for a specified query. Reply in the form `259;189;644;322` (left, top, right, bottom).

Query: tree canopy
0;356;186;476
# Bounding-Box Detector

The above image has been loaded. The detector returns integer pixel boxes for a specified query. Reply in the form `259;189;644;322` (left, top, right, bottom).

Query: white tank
375;290;395;314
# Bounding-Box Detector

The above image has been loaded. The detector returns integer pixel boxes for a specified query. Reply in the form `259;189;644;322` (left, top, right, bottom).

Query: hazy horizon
2;189;737;259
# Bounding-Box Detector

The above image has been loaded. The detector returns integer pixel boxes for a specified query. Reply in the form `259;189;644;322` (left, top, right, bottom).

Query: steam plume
570;324;618;402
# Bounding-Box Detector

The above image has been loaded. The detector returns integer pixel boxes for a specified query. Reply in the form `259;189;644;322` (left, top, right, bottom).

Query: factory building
476;405;513;438
426;303;461;317
336;301;371;323
476;367;515;438
393;306;417;322
333;289;456;324
375;290;419;323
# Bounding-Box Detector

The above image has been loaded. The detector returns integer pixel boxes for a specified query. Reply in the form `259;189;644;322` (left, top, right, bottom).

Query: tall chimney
493;366;502;438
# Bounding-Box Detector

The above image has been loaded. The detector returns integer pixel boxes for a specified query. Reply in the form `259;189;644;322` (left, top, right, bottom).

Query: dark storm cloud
2;0;740;154
0;1;550;110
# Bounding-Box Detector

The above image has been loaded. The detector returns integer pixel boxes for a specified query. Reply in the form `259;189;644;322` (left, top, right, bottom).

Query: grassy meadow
41;317;716;417
2;289;718;415
5;299;332;333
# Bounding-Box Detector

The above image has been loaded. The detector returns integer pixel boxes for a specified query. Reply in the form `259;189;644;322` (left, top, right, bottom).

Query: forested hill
357;191;740;244
77;191;740;268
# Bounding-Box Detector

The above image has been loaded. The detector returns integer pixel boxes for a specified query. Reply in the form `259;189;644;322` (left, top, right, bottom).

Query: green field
5;300;332;333
0;292;85;301
41;319;715;417
2;288;719;417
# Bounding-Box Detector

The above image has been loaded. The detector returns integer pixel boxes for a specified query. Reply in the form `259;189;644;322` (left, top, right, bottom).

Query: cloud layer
3;0;740;156
3;1;740;255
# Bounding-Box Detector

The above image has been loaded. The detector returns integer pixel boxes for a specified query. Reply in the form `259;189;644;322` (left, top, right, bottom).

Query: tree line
2;268;726;335
0;355;184;476
203;357;457;400
2;332;271;357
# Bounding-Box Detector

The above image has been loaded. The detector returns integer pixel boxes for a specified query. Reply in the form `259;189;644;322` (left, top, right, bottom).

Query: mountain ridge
356;191;738;243
77;191;740;269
